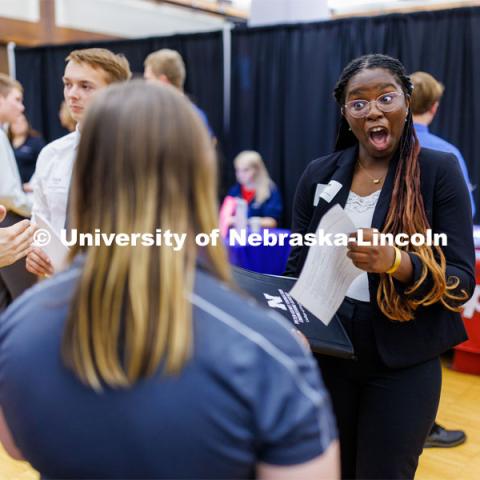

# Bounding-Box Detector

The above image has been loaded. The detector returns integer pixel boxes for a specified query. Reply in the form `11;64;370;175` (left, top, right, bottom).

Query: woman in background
0;81;338;479
8;113;45;185
226;150;283;228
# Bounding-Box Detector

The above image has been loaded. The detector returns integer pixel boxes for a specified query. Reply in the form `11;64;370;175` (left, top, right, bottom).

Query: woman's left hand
346;228;395;273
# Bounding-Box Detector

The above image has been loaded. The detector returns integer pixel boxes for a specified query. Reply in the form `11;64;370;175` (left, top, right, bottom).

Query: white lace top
344;189;381;301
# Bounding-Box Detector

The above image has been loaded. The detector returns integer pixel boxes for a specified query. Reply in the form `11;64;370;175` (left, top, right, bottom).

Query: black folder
232;266;354;359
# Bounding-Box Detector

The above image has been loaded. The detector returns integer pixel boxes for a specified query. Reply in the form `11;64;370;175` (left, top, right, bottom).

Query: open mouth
368;126;390;151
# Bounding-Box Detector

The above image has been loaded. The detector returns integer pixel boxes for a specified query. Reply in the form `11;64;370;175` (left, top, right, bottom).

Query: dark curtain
15;7;480;223
230;7;480;224
15;31;223;145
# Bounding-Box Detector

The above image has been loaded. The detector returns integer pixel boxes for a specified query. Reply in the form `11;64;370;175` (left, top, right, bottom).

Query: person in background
286;54;474;479
58;100;76;133
224;150;283;228
410;71;474;448
7;113;45;185
0;80;339;480
0;75;31;216
411;71;475;217
144;48;215;139
26;48;131;277
0;74;36;309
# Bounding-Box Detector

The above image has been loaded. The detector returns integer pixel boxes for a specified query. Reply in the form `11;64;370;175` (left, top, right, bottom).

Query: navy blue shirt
0;259;336;479
228;183;283;221
12;135;45;183
415;123;475;216
193;104;214;138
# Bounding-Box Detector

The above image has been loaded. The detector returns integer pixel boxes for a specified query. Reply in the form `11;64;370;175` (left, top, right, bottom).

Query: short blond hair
144;49;186;90
410;71;445;115
0;73;22;97
66;48;132;84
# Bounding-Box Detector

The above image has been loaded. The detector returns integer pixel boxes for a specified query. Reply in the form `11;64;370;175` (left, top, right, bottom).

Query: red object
453;251;480;374
240;185;255;204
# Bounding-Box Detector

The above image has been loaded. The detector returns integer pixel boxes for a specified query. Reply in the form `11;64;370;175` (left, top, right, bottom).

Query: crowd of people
0;46;475;480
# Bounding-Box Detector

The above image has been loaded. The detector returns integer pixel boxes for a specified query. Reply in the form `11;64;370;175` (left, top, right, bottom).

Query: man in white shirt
0;74;37;309
26;48;131;276
0;74;32;217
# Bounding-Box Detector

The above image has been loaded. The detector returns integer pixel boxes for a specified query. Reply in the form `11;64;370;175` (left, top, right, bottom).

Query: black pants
316;298;441;480
0;211;36;312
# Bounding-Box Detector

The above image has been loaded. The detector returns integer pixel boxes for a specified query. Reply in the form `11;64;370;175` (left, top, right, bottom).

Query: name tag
313;184;327;206
314;180;342;205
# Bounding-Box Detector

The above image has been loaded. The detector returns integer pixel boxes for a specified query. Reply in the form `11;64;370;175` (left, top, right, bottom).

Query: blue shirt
228;183;283;221
13;135;45;183
415;123;475;216
193;104;214;138
0;258;336;479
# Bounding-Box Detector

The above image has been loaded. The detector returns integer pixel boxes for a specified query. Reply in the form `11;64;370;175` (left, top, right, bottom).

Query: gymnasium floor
0;362;478;480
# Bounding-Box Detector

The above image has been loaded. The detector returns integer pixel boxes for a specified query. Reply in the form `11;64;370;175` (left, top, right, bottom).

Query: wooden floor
0;362;478;480
416;363;480;480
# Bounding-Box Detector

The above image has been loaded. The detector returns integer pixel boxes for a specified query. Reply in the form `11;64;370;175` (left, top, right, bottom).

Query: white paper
290;204;363;325
33;214;70;273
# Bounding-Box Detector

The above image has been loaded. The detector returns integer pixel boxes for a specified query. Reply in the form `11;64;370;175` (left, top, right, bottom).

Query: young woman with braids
285;54;475;479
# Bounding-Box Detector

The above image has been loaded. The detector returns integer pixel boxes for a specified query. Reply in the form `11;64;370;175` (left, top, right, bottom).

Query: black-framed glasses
343;92;404;118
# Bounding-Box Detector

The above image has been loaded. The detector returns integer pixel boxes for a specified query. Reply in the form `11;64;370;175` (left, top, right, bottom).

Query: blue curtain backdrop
15;31;224;145
230;7;480;224
15;7;480;223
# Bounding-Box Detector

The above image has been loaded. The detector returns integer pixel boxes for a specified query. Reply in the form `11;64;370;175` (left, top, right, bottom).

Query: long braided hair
334;54;467;321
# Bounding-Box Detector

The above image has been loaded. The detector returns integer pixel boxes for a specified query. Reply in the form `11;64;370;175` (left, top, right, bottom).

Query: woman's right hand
26;247;54;277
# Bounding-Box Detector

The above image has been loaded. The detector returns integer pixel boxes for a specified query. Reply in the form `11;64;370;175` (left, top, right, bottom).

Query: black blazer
285;146;475;368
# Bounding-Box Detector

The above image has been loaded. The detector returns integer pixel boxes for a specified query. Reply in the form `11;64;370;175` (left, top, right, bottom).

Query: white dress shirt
0;128;32;217
345;189;381;302
31;129;80;234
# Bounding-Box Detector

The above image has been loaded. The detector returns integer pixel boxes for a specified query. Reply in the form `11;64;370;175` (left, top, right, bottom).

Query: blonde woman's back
0;82;337;479
0;258;337;478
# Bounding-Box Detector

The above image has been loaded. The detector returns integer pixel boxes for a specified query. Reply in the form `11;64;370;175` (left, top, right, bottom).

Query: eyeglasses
343;92;404;118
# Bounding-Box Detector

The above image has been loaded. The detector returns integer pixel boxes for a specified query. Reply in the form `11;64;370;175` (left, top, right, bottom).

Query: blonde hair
63;80;230;390
410;71;445;115
66;48;132;84
144;49;186;90
0;73;22;97
234;150;274;205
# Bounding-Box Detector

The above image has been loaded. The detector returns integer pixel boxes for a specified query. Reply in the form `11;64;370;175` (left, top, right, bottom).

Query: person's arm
258;441;339;480
253;323;339;479
258;186;283;228
0;132;32;217
0;408;24;461
347;228;414;283
29;149;51;226
405;154;475;302
259;216;278;228
26;151;54;276
452;149;476;217
348;154;475;303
